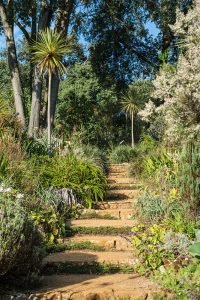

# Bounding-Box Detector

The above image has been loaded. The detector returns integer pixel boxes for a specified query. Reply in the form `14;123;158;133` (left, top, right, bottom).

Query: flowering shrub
139;0;200;143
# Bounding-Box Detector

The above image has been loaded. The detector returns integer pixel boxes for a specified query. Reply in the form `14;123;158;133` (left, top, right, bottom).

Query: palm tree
30;28;67;155
121;87;141;148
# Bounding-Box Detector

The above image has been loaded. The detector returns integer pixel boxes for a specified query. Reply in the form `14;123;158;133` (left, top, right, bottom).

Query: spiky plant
30;28;68;155
121;87;141;148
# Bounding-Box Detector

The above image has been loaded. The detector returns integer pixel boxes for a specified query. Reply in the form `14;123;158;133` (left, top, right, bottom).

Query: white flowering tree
139;0;200;143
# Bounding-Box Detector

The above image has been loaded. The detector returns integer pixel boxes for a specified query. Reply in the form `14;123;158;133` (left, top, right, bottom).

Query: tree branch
15;20;30;41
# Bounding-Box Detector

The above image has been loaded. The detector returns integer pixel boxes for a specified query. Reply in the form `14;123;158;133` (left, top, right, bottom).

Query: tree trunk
49;0;75;124
28;0;52;137
0;2;25;126
48;71;52;155
131;112;134;148
50;74;60;123
28;68;42;137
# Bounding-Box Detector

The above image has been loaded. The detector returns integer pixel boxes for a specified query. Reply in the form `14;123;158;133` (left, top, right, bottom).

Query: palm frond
30;28;68;75
121;88;141;115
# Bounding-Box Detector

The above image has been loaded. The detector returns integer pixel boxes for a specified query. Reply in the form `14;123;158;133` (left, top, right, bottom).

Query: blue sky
0;21;159;52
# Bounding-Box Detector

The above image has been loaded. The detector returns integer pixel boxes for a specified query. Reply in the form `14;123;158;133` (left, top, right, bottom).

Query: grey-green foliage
135;191;165;221
109;145;137;163
163;230;191;256
0;193;43;277
63;141;108;173
177;142;200;209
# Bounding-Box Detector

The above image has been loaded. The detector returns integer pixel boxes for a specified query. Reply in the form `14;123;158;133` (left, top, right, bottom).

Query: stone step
63;235;132;251
108;172;130;178
34;274;159;300
95;208;134;220
109;163;129;169
108;183;142;190
107;177;136;184
67;218;135;228
106;189;139;200
97;200;133;209
44;250;136;265
81;208;134;220
107;173;131;179
109;170;129;176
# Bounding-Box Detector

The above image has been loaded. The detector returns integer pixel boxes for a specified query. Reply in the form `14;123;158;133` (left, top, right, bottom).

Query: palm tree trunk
131;112;134;148
48;71;52;155
28;0;52;137
28;68;42;137
50;74;60;123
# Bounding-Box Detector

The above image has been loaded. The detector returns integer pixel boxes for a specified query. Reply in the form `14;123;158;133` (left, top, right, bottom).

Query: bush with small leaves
0;192;43;279
109;145;137;163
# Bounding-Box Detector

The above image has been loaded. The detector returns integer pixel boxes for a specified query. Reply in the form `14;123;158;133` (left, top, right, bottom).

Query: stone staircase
34;164;159;300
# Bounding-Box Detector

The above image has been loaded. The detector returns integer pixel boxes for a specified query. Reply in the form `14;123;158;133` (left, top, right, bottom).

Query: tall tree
30;28;67;154
0;0;25;125
27;0;53;137
50;0;76;125
143;0;193;57
122;89;140;147
84;0;158;88
122;81;153;146
16;0;76;137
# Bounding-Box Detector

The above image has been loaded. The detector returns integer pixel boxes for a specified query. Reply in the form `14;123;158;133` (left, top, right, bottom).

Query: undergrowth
42;262;135;275
65;226;132;236
46;241;106;253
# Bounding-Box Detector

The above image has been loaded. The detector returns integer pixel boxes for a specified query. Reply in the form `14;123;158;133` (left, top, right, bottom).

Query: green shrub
137;134;158;154
40;154;107;209
154;261;200;299
131;224;168;272
63;142;108;173
129;142;174;181
0;192;43;279
135;191;165;221
9;157;42;193
23;136;48;156
177;142;200;209
0;152;9;180
134;190;185;223
109;145;137;163
31;207;65;243
163;213;197;239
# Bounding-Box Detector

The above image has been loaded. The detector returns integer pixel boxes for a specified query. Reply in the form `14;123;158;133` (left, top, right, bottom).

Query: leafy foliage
177;142;200;209
154;261;200;299
109;145;137;163
62;141;108;173
31;207;65;243
40;154;107;209
56;63;123;147
131;224;168;272
0;192;43;278
86;0;158;86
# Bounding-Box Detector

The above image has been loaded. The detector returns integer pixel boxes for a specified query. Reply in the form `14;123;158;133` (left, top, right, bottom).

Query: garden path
33;164;160;300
